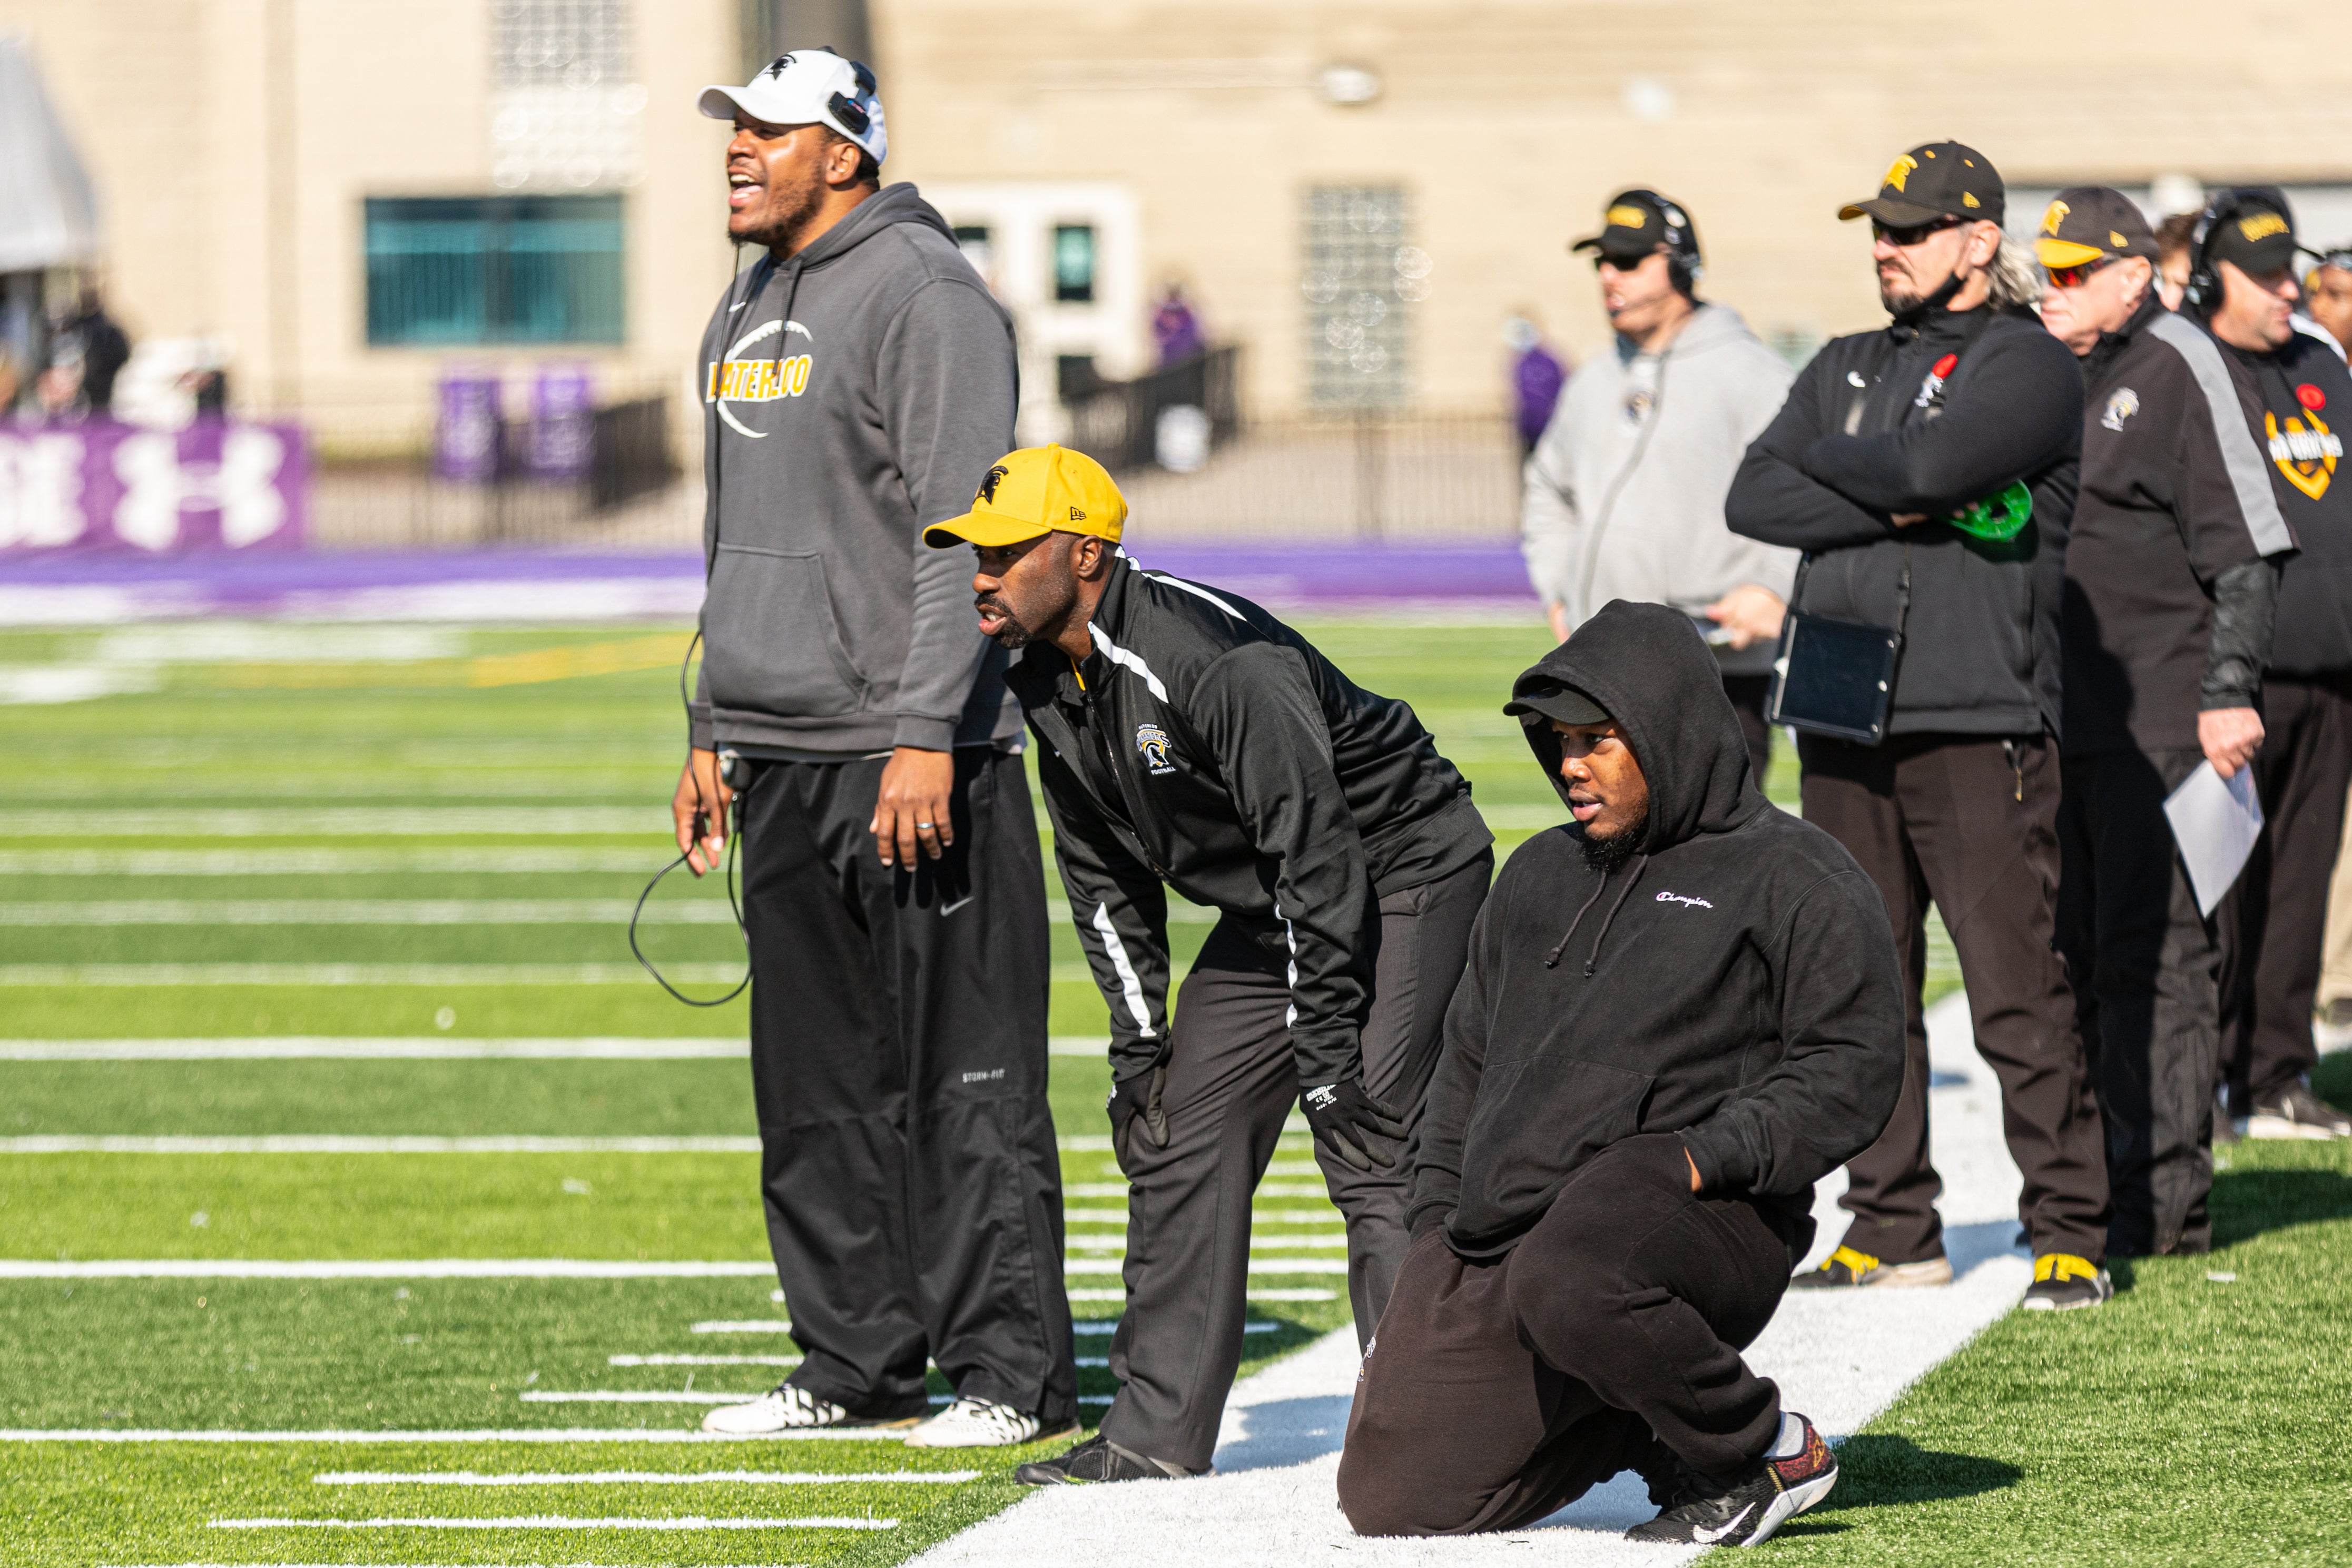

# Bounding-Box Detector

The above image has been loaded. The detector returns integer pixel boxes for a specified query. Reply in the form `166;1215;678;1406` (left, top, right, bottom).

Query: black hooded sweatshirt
1408;600;1905;1259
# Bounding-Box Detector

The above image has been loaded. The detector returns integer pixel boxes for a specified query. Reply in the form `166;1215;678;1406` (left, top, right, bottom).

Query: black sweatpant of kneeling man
1340;1133;1797;1535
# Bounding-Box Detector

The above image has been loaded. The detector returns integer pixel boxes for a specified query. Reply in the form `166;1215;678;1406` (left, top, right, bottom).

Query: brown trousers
1797;732;2109;1263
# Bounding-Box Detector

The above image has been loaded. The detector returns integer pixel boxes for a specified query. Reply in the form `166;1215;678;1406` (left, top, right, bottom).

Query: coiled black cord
629;628;753;1007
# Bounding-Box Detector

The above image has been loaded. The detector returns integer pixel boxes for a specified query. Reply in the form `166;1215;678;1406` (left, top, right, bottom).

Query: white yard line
519;1392;764;1405
0;901;737;926
208;1515;895;1531
312;1469;974;1486
0;847;665;874
0;1038;748;1060
0;808;662;837
0;1427;909;1444
692;1321;793;1334
0;1137;763;1154
0;1261;779;1280
0;964;747;987
608;1355;802;1367
914;990;2032;1567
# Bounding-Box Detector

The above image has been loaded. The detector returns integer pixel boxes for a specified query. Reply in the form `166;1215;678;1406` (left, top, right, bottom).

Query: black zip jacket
1012;556;1492;1087
2066;295;2295;755
1408;599;1904;1259
1727;303;2083;737
2211;327;2352;677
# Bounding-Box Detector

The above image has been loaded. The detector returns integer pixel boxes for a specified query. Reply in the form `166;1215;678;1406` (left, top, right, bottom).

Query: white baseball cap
697;48;887;164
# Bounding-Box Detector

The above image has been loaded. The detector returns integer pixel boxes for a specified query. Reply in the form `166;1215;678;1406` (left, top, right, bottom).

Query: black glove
1301;1078;1407;1172
1107;1065;1168;1170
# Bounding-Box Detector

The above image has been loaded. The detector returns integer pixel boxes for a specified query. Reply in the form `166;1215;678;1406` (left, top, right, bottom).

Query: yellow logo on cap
1606;204;1648;229
1884;154;1920;193
2041;200;2070;236
1962;192;1980;209
2111;231;2129;249
2240;212;2289;243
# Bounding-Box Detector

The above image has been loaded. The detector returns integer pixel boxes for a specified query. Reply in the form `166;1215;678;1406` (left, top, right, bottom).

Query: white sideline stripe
208;1515;895;1532
1067;1259;1347;1274
692;1320;791;1334
0;1037;749;1060
0;900;737;926
0;807;663;836
0;1427;908;1444
0;1137;763;1155
0;1261;779;1279
1067;1236;1347;1250
520;1392;763;1405
609;1355;801;1367
0;846;667;874
0;964;748;987
1072;1321;1278;1334
312;1469;975;1485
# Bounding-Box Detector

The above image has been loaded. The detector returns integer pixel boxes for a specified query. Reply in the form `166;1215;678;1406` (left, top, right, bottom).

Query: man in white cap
675;48;1078;1449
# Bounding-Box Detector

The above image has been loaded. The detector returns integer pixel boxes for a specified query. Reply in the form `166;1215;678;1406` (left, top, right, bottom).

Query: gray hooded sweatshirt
1521;302;1798;673
690;183;1019;756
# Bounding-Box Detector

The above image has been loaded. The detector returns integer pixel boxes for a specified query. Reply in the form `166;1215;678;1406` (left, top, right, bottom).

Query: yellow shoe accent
2033;1253;2100;1285
1827;1245;1883;1277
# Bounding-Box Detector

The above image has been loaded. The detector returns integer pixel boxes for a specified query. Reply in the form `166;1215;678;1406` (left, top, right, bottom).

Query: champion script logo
1655;891;1714;909
976;465;1009;504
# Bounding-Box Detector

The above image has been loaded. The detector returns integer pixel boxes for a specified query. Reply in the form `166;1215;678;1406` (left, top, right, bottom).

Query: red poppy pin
1932;353;1959;378
2297;383;2326;411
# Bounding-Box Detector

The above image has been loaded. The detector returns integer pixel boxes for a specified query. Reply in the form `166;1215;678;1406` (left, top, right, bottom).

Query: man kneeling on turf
1337;600;1904;1547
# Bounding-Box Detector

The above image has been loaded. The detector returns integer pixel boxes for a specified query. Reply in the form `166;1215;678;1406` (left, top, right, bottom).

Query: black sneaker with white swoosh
1624;1412;1838;1547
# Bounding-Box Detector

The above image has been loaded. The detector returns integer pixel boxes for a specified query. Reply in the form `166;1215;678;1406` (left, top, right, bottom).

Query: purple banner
0;417;310;554
435;373;501;484
531;365;594;480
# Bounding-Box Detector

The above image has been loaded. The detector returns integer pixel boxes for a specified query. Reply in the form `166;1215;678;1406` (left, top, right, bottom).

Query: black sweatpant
1799;732;2109;1263
1338;1133;1796;1537
740;746;1076;1427
1722;672;1775;791
2223;675;2352;1106
1100;852;1490;1474
2056;747;2219;1256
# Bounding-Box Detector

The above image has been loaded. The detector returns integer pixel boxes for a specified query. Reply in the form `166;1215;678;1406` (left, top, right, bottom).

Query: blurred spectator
1522;190;1795;783
1152;282;1205;366
1503;313;1567;459
0;352;18;418
56;287;131;410
2157;212;2198;311
2296;251;2352;362
35;341;83;417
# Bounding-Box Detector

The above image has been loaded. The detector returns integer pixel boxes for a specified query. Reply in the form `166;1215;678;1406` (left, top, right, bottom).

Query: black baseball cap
2035;187;2157;270
1504;678;1611;728
2208;190;2302;277
1839;141;2004;228
1572;190;1698;265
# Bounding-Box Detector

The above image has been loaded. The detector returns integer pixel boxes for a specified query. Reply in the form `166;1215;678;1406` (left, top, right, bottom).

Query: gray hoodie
1521;303;1798;672
690;183;1019;756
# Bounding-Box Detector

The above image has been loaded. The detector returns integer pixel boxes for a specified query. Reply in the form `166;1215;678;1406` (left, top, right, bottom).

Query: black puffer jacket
1408;600;1905;1258
1727;303;2083;738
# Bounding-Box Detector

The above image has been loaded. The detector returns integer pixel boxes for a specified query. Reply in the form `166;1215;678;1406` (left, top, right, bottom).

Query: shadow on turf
2210;1165;2352;1248
1769;1436;2021;1535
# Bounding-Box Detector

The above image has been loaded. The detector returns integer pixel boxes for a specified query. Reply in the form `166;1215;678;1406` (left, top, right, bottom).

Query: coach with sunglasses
1727;142;2110;1308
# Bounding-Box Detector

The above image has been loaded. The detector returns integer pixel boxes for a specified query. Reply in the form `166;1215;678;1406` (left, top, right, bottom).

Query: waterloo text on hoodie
1408;600;1904;1258
1009;558;1492;1089
689;184;1020;757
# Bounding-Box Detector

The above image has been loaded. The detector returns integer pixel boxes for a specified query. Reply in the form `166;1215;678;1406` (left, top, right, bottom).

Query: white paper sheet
2163;760;2266;916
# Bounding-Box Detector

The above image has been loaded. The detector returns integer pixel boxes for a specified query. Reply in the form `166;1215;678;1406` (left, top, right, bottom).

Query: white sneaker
902;1396;1049;1449
701;1383;854;1435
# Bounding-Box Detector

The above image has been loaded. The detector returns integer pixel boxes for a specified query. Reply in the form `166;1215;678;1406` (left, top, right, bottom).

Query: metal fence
1064;347;1241;474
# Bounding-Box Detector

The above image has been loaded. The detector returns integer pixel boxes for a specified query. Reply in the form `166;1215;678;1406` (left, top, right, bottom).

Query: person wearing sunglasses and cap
679;50;1079;1450
927;446;1494;1486
2174;192;2352;1150
1520;190;1798;786
1725;142;2109;1309
2299;250;2352;362
2035;188;2299;1264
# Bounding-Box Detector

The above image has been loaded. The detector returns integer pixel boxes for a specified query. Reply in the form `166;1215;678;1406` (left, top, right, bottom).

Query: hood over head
1509;598;1765;852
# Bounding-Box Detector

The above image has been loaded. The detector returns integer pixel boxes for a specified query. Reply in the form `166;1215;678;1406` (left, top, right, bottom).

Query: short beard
978;600;1037;650
729;184;824;253
1577;806;1649;875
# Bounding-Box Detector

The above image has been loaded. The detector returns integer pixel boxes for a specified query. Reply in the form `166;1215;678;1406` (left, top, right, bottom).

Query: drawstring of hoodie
1541;851;1650;977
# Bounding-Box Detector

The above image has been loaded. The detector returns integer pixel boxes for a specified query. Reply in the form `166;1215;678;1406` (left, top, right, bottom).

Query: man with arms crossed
2034;190;2302;1260
679;51;1076;1446
1727;142;2111;1307
926;445;1493;1484
1523;190;1798;782
1339;600;1903;1547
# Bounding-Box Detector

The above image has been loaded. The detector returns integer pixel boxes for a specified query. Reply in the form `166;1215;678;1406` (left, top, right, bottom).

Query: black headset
1617;188;1706;296
2186;184;2291;312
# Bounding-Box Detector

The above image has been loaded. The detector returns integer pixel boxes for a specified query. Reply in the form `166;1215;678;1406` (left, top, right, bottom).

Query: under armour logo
113;428;291;550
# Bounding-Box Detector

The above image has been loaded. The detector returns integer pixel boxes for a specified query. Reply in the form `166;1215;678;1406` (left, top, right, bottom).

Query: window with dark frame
364;195;626;347
1053;224;1097;304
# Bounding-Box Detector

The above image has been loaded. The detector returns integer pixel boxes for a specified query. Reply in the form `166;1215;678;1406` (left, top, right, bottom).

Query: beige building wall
9;0;2352;435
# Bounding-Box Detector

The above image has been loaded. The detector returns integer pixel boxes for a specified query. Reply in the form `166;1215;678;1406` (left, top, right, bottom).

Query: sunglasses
2045;255;2120;290
1871;215;1964;248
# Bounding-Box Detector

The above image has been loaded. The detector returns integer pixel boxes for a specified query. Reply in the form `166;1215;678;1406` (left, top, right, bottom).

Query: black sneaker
1789;1245;1951;1290
1012;1431;1201;1486
1625;1413;1838;1547
2021;1253;2113;1311
2244;1083;2352;1140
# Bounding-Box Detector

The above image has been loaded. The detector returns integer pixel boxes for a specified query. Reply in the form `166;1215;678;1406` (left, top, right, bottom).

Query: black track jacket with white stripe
2066;295;2298;755
1009;557;1492;1089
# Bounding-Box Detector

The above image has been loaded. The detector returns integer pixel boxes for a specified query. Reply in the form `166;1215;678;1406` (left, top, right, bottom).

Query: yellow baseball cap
922;444;1127;549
